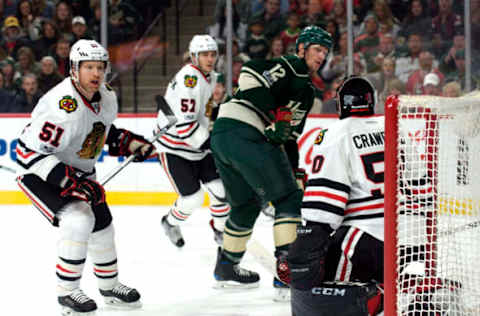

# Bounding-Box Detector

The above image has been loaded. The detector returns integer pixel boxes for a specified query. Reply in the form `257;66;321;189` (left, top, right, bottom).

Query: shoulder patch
105;83;113;91
314;129;328;145
59;95;78;113
184;75;198;88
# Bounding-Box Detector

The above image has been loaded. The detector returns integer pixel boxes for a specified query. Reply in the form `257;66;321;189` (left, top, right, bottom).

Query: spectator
1;0;18;20
71;16;91;43
52;38;70;77
16;0;42;41
398;0;432;45
406;51;442;95
279;12;301;55
364;33;395;73
354;14;380;55
53;1;73;42
215;38;250;74
37;55;63;93
439;27;465;75
210;0;250;49
88;0;101;41
33;19;60;58
69;0;93;23
381;78;405;110
231;55;245;88
244;17;269;60
0;56;19;92
14;46;41;83
442;81;461;97
212;73;228;106
251;0;289;15
432;0;462;43
321;74;343;104
0;70;16;112
322;31;366;81
369;0;400;37
31;0;55;20
395;32;424;83
367;56;399;110
109;0;143;43
352;0;373;26
422;72;442;95
301;0;326;28
12;73;41;112
288;0;308;17
324;19;340;52
444;50;479;90
472;8;480;52
328;0;348;34
249;0;285;41
0;16;32;58
266;36;284;59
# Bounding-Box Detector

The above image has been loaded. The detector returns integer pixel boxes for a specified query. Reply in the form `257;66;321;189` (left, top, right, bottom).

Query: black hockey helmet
336;75;376;119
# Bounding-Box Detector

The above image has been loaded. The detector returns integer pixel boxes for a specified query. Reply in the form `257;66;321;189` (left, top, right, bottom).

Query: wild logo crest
77;122;106;159
59;95;78;113
184;75;198;88
314;129;328;145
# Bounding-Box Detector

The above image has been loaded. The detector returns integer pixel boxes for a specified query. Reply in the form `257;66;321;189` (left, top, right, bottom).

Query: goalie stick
0;164;16;174
100;95;177;186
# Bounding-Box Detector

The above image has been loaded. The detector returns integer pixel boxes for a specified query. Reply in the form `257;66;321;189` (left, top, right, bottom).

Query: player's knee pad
58;201;95;242
291;282;383;316
175;189;205;213
88;224;117;263
272;188;303;218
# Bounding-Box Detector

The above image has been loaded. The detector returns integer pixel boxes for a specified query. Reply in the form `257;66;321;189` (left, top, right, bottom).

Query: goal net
384;94;480;316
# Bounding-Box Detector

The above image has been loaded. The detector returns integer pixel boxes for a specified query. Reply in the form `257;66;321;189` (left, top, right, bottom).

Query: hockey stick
100;95;177;186
438;219;480;237
0;164;17;174
246;239;282;281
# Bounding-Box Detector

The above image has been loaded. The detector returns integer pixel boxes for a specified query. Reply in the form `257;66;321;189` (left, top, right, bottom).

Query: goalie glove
294;168;308;191
47;163;105;205
264;107;292;145
107;126;156;162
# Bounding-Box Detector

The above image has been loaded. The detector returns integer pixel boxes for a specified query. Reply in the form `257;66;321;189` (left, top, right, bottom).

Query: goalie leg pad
291;282;382;316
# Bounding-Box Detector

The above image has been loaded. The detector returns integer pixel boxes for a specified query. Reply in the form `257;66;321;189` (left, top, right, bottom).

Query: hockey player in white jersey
156;34;230;247
15;39;155;315
287;76;383;316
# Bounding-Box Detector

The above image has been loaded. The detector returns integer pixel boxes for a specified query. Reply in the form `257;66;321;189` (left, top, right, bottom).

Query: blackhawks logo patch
77;122;106;159
184;75;198;88
314;129;328;145
59;95;78;113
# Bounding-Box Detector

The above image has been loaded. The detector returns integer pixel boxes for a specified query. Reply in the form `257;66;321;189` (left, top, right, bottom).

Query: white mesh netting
395;94;480;316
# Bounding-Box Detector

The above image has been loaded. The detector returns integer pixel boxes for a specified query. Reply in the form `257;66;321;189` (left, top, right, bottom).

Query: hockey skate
209;219;224;246
213;247;260;289
161;215;185;247
58;289;97;316
99;283;141;309
273;277;290;302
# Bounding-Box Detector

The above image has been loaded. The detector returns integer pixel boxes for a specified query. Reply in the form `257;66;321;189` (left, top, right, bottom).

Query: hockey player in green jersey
211;25;333;295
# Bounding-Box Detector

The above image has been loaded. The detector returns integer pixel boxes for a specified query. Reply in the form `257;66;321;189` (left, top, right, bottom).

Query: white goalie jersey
16;78;118;180
302;116;385;241
156;64;217;160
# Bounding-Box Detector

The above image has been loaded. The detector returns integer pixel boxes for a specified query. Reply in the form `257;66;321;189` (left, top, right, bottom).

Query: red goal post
384;94;480;316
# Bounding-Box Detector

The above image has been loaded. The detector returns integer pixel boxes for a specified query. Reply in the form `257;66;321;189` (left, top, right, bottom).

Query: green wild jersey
234;55;315;138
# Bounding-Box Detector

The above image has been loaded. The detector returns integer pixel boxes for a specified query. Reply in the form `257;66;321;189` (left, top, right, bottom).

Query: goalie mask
69;39;110;83
189;35;218;66
336;76;376;119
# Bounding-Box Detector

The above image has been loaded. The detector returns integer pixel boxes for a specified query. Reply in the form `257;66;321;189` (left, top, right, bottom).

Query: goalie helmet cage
384;94;480;316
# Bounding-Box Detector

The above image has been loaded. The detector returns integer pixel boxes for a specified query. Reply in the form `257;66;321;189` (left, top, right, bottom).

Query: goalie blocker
291;282;383;316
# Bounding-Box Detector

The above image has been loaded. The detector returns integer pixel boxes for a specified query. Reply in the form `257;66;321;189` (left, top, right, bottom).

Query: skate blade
273;288;291;302
60;306;96;316
213;280;260;289
103;297;142;309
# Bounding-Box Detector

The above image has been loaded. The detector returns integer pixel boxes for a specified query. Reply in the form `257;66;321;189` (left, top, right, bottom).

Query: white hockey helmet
189;35;218;64
69;39;110;81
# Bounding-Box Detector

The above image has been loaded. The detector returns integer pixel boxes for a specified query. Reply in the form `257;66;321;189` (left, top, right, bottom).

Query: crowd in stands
209;0;480;114
0;0;168;113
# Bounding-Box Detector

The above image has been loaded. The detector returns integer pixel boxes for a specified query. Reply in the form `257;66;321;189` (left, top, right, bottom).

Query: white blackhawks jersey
16;78;117;180
156;63;217;160
302;116;385;241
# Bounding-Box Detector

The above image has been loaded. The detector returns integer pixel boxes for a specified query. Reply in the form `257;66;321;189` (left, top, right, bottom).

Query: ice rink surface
1;204;291;316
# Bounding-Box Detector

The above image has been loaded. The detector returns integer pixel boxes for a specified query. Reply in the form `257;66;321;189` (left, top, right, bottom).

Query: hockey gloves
264;107;292;145
287;224;332;290
107;127;156;162
294;168;308;191
47;163;105;205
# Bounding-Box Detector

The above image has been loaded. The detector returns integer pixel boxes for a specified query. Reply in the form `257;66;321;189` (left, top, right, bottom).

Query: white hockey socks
88;224;118;291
